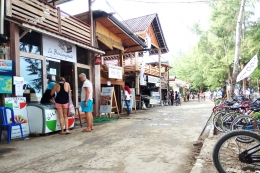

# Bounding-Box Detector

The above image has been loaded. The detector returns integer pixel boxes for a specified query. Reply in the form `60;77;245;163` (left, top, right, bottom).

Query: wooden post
135;52;140;95
92;21;101;117
10;23;20;76
88;0;93;46
158;48;161;101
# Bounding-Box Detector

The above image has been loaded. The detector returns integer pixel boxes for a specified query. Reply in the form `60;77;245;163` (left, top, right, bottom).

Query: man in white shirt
79;73;93;132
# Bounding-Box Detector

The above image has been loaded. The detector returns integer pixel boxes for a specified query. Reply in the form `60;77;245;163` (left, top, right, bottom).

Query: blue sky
58;0;211;61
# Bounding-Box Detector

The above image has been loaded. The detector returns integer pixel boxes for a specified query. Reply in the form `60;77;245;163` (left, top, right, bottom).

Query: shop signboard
45;109;74;133
0;60;14;94
147;75;160;84
95;55;102;65
100;87;113;113
42;35;77;62
5;97;30;139
108;65;122;79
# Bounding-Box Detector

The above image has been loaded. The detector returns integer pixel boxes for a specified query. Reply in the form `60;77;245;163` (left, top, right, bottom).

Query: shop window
76;46;89;65
20;31;41;55
20;57;43;103
46;59;61;82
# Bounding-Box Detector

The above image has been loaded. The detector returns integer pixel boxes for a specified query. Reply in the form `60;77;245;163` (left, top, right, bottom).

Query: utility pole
230;0;246;96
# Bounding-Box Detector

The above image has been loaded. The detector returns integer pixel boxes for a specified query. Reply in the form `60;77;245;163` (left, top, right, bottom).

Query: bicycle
213;130;260;173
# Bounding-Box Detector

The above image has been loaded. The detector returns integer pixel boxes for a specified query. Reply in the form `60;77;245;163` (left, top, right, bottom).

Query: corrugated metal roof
122;14;157;33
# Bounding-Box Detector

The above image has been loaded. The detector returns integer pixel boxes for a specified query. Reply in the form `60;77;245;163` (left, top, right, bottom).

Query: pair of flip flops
59;131;71;135
81;128;92;132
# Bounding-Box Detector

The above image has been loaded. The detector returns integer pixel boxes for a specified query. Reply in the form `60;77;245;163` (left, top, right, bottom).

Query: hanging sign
236;54;258;82
108;65;122;79
42;35;76;62
5;97;30;139
95;55;102;65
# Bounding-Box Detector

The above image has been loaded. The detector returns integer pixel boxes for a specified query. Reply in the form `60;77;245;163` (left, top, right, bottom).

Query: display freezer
27;103;74;134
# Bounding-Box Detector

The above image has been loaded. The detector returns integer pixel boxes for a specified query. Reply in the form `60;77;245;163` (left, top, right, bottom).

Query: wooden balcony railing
5;0;91;45
102;59;160;77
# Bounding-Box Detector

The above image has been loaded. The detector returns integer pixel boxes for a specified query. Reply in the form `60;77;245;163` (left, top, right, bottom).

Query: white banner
140;33;151;85
108;65;122;79
236;54;258;82
42;35;77;62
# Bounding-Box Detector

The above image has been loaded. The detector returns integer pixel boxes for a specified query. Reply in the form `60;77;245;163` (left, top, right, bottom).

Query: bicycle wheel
231;115;257;131
213;111;227;132
213;130;260;173
221;112;240;133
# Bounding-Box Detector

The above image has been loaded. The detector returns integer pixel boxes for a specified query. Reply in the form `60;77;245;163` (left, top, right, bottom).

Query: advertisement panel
5;97;30;139
45;109;74;133
108;65;122;79
42;35;77;62
100;87;113;113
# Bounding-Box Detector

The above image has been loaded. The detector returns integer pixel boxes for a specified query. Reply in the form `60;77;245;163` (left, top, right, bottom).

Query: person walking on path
170;90;174;106
79;73;93;132
174;91;178;106
177;92;181;106
124;86;132;116
51;77;71;134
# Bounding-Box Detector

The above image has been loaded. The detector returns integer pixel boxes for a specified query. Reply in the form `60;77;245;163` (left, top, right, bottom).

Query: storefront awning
22;23;105;55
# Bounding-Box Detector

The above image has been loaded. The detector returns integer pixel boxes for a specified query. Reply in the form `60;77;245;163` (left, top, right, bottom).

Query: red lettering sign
95;55;102;65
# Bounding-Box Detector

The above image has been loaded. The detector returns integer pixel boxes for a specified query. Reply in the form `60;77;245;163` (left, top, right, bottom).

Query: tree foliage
170;0;260;91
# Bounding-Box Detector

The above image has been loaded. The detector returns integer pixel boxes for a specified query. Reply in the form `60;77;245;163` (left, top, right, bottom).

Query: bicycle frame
240;143;260;163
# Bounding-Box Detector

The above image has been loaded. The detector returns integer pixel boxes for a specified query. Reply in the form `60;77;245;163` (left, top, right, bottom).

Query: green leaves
170;0;260;91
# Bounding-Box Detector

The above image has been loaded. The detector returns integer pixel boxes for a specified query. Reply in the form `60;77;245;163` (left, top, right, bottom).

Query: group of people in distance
163;90;181;106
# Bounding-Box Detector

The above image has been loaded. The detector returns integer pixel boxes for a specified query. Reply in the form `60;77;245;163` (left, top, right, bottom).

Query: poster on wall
42;35;77;62
45;109;74;133
5;97;30;139
100;87;113;113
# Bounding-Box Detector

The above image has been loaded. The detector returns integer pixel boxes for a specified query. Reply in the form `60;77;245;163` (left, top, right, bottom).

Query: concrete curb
190;122;214;173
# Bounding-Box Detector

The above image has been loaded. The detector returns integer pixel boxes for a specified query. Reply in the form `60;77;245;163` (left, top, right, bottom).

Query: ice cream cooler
27;103;75;134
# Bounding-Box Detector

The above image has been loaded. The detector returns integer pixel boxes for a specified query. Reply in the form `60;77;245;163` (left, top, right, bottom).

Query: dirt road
0;100;213;173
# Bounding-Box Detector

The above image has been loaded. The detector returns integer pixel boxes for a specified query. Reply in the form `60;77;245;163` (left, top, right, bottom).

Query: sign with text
236;54;258;82
5;97;30;139
95;55;102;65
100;87;113;113
147;75;160;84
42;35;76;62
108;65;122;79
0;59;14;75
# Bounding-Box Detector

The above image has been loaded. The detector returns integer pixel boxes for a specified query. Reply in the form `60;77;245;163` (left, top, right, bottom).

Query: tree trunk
230;0;246;97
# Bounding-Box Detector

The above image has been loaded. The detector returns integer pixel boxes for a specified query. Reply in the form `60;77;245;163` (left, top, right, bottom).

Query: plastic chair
0;107;24;144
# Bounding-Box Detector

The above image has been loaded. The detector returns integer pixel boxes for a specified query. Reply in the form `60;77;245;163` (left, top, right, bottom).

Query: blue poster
0;60;14;76
0;75;13;93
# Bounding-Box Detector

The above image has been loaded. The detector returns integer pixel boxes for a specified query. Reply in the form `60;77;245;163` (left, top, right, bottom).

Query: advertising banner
236;54;258;82
108;65;122;79
45;109;74;133
100;87;113;113
42;35;77;62
5;97;30;139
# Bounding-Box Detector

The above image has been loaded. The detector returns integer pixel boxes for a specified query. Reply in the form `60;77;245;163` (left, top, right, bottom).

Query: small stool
74;107;82;128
